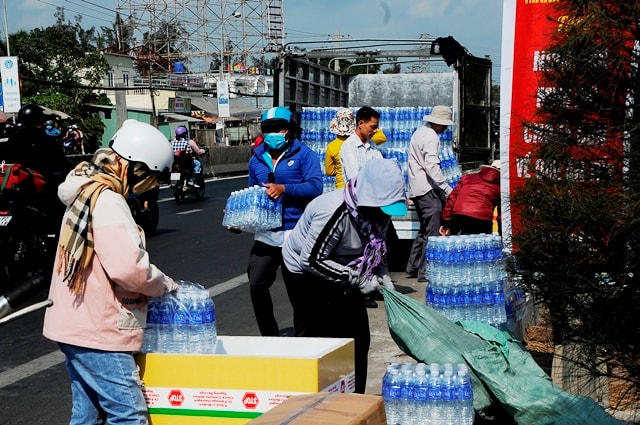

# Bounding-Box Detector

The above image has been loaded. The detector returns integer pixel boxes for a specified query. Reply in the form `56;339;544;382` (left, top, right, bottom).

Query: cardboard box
247;392;387;425
135;336;355;424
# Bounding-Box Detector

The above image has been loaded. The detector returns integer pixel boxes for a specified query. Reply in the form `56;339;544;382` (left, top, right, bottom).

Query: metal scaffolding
114;0;284;79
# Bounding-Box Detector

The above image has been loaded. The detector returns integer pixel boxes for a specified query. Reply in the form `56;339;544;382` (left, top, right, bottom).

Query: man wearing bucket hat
282;158;406;394
440;159;501;236
406;105;455;282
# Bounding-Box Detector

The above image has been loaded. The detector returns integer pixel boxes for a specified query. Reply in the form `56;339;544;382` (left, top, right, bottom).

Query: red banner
501;0;567;242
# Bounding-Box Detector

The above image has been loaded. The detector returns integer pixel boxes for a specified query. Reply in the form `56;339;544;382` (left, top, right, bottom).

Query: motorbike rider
45;119;61;140
4;104;72;185
1;104;73;227
63;124;84;155
43;119;178;425
171;125;207;188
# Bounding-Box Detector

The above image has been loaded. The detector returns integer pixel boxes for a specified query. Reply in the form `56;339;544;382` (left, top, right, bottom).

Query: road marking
0;274;249;389
0;351;66;389
209;274;248;297
176;209;204;215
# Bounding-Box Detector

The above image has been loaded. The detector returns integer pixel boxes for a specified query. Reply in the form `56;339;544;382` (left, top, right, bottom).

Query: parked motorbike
170;150;206;202
0;273;52;326
0;163;59;293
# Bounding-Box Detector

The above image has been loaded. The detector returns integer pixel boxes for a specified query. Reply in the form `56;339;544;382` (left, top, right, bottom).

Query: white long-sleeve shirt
339;132;382;183
407;125;452;198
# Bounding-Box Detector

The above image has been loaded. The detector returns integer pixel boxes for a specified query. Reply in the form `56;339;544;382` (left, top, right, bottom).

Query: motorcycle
0;273;52;326
170;149;206;202
128;186;161;236
0;163;59;293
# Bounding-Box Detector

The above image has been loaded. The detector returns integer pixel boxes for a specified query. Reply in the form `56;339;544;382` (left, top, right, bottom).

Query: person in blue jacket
241;106;322;336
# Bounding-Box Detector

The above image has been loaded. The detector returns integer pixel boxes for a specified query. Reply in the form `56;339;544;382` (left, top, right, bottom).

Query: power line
36;0;113;24
72;0;116;14
63;0;114;20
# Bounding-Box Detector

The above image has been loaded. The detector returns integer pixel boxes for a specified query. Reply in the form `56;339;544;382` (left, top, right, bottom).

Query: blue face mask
263;133;288;150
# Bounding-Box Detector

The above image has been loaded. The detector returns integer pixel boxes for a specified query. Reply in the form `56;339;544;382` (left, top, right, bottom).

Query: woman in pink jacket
43;119;178;425
440;160;501;235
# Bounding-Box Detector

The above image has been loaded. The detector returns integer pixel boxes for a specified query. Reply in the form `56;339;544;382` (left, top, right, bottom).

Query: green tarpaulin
382;287;623;424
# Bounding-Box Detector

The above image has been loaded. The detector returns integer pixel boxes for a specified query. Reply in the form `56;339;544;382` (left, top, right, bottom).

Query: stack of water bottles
299;106;461;193
382;362;474;425
437;127;462;189
425;234;507;326
142;280;217;354
221;185;283;232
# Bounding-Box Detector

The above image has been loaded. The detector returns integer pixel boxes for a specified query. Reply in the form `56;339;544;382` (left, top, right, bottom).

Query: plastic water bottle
427;364;442;425
255;187;268;229
441;369;456;425
172;294;190;354
456;368;474;425
183;285;205;353
481;282;493;325
382;367;402;424
180;282;217;354
399;366;415;424
201;293;217;353
412;368;429;425
142;297;160;353
472;285;484;323
457;279;470;321
156;295;175;353
491;281;507;326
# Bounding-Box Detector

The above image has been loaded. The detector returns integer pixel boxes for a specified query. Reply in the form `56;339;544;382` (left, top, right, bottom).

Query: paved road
0;176;422;424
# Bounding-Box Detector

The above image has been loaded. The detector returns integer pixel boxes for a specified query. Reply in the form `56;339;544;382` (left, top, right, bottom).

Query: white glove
348;267;364;287
378;274;395;290
358;276;381;294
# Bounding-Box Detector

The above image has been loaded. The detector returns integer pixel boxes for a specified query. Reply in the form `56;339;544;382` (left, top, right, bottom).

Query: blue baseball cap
261;107;292;123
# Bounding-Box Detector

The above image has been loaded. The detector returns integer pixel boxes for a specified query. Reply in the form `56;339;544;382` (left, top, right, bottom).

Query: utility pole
3;0;9;55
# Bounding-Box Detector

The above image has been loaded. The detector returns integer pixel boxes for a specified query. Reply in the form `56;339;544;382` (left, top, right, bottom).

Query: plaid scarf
343;176;388;281
58;149;130;294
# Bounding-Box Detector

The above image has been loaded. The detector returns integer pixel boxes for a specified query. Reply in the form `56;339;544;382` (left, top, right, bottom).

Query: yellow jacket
325;136;347;189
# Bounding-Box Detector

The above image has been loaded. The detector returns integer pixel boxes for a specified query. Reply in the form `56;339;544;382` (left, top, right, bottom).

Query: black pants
247;241;303;336
449;214;493;235
286;269;371;394
406;191;443;279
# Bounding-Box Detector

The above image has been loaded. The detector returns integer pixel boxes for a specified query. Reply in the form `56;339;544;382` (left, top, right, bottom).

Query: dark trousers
450;214;493;235
286;269;371;394
247;241;302;336
406;191;443;279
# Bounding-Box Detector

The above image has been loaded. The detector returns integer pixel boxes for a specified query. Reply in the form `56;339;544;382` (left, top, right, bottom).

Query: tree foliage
98;12;135;52
1;7;111;151
382;57;401;74
344;57;382;75
142;20;191;71
511;0;640;401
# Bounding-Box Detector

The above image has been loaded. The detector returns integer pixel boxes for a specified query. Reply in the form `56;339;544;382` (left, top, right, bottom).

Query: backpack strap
1;163;14;192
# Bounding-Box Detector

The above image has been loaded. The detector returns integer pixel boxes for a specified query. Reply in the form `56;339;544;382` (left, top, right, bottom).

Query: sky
4;0;503;78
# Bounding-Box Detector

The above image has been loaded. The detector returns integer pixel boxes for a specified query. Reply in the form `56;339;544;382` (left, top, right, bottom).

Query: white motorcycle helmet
109;119;173;172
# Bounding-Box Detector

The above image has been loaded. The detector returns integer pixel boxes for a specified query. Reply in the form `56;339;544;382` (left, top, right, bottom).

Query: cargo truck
275;37;494;242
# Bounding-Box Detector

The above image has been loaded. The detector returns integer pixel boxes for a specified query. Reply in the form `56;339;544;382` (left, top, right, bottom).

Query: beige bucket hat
423;105;455;126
